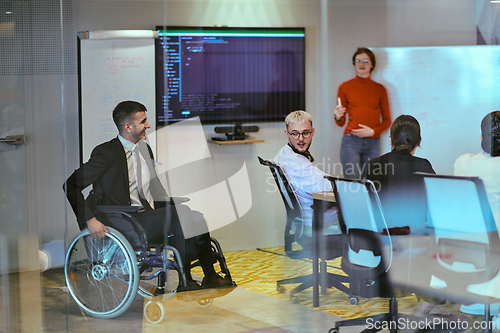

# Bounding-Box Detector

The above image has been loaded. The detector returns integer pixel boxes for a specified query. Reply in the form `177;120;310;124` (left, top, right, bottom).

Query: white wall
14;0;476;252
164;0;476;250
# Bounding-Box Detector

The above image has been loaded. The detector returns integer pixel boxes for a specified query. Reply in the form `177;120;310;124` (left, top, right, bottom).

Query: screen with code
155;27;305;125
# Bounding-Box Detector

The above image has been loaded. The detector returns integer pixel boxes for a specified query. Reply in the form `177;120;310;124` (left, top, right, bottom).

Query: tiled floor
0;247;487;333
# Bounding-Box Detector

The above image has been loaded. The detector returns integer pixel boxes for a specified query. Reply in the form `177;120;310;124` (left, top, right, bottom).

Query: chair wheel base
277;285;286;294
291;296;300;304
349;296;359;305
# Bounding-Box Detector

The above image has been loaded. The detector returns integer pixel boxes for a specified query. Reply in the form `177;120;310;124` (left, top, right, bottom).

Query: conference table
311;190;444;307
311;190;500;309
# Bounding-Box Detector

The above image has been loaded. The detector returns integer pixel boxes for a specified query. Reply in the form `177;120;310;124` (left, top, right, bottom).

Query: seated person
367;114;435;230
64;100;230;290
455;111;500;229
367;115;444;316
274;110;340;247
454;111;500;317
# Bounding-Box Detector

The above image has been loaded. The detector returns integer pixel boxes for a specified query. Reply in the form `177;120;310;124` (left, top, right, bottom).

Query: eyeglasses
355;59;370;64
287;130;312;140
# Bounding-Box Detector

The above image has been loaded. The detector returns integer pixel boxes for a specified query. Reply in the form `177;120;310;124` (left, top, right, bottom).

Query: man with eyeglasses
274;110;339;240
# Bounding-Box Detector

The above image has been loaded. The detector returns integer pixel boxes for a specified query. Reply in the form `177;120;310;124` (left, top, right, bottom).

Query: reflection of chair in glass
326;176;420;333
419;174;500;330
258;157;350;304
65;203;234;322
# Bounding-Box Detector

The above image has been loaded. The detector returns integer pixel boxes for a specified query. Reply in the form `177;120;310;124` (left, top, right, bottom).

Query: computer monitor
155;26;305;126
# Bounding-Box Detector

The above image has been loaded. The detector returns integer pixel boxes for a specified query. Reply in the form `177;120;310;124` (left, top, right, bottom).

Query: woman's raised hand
334;105;346;121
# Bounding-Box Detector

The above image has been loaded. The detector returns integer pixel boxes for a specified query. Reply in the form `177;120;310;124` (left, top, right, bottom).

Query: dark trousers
340;134;380;179
101;204;217;278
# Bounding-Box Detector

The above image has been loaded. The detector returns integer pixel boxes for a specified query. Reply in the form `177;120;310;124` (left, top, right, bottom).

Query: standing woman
334;47;392;179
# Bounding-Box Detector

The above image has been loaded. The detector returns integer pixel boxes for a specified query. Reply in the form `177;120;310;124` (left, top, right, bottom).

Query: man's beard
288;141;314;162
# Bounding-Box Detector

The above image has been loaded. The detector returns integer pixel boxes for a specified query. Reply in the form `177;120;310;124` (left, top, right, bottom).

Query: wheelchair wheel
65;227;139;319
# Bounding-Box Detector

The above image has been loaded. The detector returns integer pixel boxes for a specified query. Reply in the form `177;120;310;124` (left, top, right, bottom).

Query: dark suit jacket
367;149;435;229
64;137;167;229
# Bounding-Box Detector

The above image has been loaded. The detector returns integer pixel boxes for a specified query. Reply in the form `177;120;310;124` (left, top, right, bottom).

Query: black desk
312;191;338;307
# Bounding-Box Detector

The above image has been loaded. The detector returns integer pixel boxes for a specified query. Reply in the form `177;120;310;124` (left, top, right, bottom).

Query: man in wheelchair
64;100;232;291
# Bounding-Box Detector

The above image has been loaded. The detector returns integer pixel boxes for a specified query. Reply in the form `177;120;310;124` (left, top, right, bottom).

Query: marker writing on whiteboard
337;97;342;107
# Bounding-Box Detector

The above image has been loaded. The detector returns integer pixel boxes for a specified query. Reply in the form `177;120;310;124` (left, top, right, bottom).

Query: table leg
312;198;322;307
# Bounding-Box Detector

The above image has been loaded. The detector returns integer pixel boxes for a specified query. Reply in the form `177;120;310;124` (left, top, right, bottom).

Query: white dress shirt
454;151;500;298
118;135;154;209
454;151;500;229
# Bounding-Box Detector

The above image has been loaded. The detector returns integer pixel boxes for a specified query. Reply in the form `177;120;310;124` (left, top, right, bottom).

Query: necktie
127;150;136;190
133;146;153;210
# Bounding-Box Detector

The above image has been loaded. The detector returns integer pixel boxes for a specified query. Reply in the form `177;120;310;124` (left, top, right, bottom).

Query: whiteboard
79;38;156;164
371;46;500;175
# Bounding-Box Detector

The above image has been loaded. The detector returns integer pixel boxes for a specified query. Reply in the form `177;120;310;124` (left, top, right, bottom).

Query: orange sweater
335;75;391;138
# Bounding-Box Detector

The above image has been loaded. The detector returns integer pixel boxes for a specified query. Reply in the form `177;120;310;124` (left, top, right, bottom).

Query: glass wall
0;1;481;331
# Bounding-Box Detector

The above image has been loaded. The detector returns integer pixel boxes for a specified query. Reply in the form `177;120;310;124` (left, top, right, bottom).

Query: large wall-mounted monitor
155;26;305;125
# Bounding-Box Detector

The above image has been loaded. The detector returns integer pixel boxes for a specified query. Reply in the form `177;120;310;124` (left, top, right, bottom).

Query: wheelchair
64;203;235;321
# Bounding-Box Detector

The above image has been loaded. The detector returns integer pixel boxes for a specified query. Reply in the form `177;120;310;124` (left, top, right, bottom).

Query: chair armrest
95;205;142;213
382;226;411;236
95;198;190;213
171;197;190;204
155;197;190;205
94;206;148;251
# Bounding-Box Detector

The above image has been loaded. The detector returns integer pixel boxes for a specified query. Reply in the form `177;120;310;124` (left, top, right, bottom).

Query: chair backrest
326;176;391;270
326;176;394;298
258;156;307;258
419;173;500;293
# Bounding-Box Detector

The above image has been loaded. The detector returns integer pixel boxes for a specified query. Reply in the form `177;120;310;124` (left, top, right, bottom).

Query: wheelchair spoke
67;264;87;277
108;281;126;308
65;228;139;318
93;280;108;311
101;276;126;297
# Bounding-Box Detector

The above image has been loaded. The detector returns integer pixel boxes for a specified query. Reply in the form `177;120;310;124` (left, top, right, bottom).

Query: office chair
417;173;500;332
258;156;350;304
326;176;424;333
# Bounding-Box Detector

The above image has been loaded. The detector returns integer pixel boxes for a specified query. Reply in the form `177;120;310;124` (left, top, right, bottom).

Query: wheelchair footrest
152;288;165;296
